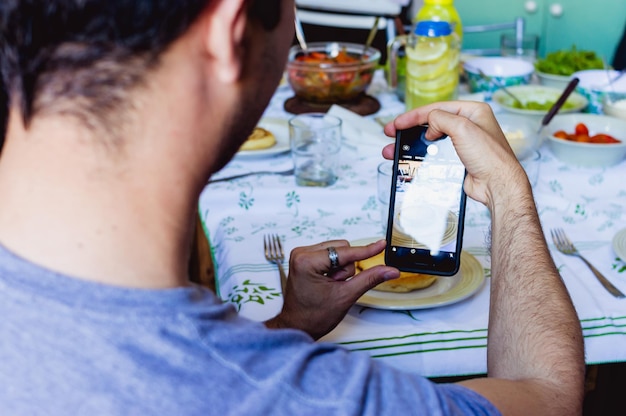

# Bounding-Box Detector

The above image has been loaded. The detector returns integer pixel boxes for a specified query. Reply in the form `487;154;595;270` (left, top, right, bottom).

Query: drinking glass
377;161;393;234
500;33;539;62
289;113;342;187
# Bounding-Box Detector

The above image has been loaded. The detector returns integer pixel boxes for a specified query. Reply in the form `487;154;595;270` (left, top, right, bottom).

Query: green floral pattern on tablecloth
198;75;626;376
613;258;626;273
226;279;281;312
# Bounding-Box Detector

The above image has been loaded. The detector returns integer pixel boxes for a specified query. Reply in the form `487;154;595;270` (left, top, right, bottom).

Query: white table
199;74;626;378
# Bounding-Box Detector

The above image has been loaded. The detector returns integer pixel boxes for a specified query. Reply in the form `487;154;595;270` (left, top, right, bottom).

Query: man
0;0;584;414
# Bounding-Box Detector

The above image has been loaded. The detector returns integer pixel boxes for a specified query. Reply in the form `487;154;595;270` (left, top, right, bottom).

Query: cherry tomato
553;130;568;139
553;125;622;144
574;123;589;136
573;134;591;143
590;134;621;144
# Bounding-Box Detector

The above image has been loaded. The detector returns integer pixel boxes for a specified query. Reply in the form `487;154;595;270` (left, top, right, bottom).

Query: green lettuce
535;46;604;76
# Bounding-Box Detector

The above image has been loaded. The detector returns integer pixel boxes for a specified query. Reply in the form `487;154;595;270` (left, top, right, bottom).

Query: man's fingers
332;239;386;266
342;265;400;302
295;239;350;253
324;240;391;281
291;239;390;278
382;143;394;160
326;262;356;281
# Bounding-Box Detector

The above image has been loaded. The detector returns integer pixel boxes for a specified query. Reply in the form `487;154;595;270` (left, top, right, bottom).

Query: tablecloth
198;73;626;377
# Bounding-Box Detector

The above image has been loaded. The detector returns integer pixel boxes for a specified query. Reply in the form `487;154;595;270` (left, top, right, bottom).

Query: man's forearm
487;180;585;410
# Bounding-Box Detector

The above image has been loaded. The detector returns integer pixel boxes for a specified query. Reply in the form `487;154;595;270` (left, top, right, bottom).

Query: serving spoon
293;6;308;51
361;17;380;59
537;77;580;135
465;64;524;107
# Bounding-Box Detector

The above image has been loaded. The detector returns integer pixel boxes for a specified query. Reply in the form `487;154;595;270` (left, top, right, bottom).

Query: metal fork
207;169;294;184
264;234;287;294
551;228;625;298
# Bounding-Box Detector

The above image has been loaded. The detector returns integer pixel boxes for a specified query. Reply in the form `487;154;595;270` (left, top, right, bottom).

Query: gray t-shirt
0;244;500;415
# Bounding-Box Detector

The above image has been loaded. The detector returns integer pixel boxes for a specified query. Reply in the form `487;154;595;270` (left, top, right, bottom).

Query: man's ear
201;0;248;83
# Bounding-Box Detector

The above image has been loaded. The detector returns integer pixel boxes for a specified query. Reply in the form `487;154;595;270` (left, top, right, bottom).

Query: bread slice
239;127;276;151
356;251;438;292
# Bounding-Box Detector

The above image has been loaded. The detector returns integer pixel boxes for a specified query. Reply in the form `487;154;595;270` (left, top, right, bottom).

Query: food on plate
239;127;276;151
553;122;621;144
493;85;588;115
534;46;603;76
356;251;438;293
510;99;577;111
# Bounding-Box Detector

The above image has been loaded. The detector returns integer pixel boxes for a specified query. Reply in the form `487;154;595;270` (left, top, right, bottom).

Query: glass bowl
286;42;381;104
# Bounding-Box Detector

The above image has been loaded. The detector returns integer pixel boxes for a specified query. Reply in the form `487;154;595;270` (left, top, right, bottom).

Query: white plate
352;238;486;310
235;118;290;159
612;228;626;261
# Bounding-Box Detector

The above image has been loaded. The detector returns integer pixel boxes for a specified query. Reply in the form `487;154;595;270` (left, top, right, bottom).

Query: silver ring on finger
327;246;340;271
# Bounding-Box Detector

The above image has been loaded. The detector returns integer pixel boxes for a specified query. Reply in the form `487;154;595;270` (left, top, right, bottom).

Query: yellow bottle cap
424;0;454;5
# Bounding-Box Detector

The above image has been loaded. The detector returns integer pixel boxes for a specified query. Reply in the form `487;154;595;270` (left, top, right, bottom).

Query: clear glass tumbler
289;113;342;187
377;161;393;235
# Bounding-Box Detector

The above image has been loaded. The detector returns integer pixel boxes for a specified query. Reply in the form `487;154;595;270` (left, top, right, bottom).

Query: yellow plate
352;238;486;310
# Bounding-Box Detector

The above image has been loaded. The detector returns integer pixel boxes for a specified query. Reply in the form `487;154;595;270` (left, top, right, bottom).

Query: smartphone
384;124;467;276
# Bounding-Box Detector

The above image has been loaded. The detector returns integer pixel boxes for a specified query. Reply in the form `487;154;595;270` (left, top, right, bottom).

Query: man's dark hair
0;78;6;148
0;0;281;133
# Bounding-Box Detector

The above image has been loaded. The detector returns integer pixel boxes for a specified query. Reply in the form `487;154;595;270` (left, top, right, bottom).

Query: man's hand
382;101;528;210
265;239;400;340
381;101;584;415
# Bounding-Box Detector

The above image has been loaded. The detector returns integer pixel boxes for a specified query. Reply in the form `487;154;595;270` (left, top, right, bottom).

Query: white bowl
495;113;542;160
543;113;626;167
492;85;588;117
603;95;626;120
536;71;572;90
573;69;626;114
463;57;534;95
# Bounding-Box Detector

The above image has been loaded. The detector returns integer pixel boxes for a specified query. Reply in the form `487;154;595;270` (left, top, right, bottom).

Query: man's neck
0;113;203;289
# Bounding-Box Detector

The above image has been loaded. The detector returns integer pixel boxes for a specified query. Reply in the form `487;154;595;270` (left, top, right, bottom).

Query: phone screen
384;125;467;275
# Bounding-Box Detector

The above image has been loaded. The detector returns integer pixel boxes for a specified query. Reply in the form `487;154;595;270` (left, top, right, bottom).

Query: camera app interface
390;128;465;264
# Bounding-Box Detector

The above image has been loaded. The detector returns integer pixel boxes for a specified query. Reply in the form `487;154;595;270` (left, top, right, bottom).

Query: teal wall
455;0;625;64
